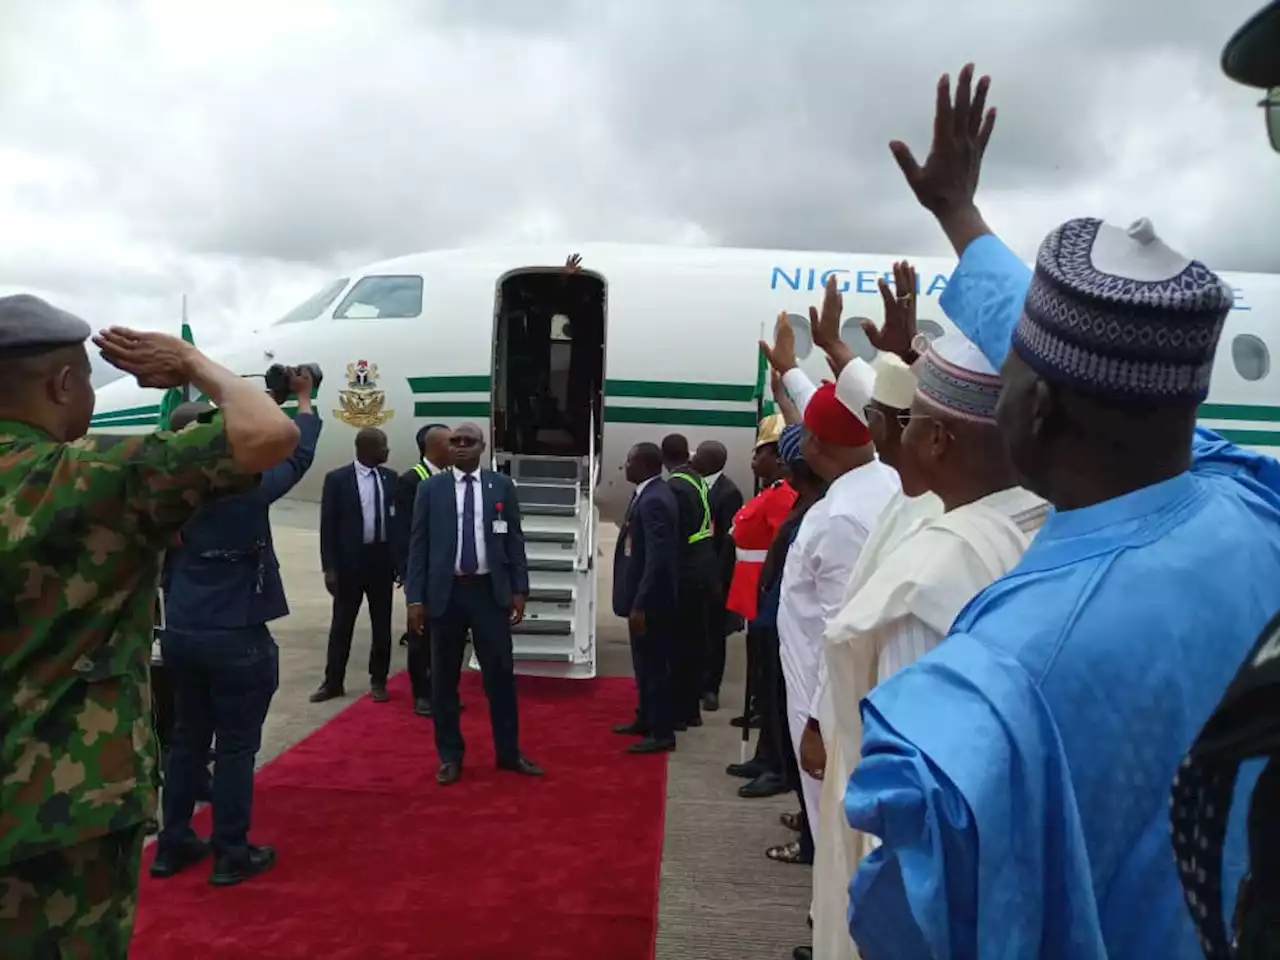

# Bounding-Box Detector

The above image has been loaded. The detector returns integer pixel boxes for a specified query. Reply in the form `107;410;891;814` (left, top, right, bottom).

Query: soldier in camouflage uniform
0;296;300;958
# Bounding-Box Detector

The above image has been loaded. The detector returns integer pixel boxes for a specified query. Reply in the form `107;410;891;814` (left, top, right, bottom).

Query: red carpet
131;672;667;960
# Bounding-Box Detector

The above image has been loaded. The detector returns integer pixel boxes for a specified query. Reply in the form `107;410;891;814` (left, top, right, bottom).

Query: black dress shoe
673;721;688;732
413;698;433;717
730;713;763;730
209;845;276;887
436;761;463;785
309;684;343;704
685;715;704;728
726;759;766;779
370;683;389;703
150;836;211;878
792;947;813;960
626;736;676;754
702;692;720;712
738;771;789;799
497;756;543;776
612;721;649;736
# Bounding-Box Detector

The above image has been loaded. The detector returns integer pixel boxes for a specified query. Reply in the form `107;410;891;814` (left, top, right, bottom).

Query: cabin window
334;275;424;319
784;313;814;360
840;317;879;362
274;277;350;325
1232;333;1270;382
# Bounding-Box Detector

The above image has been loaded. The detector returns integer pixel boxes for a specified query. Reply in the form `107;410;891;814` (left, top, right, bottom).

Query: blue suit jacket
319;459;398;579
405;468;530;615
612;477;679;618
163;412;322;631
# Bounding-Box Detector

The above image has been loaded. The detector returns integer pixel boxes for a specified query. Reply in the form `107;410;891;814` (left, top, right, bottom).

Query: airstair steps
469;452;597;679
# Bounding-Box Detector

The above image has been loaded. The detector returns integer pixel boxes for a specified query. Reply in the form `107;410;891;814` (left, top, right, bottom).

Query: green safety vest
669;472;713;545
412;462;430;481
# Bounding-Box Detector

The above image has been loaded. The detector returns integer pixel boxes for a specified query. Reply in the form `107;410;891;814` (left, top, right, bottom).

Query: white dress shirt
452;466;490;575
353;460;387;544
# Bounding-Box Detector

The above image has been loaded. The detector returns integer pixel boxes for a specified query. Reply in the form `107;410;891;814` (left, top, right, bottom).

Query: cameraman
151;367;323;886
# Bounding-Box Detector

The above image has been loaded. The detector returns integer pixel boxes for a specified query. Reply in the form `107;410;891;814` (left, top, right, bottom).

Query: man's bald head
355;427;389;467
168;401;214;433
450;421;486;472
693;440;728;476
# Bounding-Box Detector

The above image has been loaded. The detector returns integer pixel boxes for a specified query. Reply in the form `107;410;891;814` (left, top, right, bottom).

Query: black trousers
628;609;675;741
744;625;778;767
151;658;175;763
673;584;710;724
702;583;729;698
405;627;432;702
758;626;794;784
431;576;520;766
323;543;394;690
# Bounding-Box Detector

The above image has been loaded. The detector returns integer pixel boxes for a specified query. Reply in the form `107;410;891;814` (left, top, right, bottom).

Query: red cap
803;382;872;448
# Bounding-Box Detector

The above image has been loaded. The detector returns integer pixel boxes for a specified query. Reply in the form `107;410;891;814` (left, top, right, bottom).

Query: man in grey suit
405;422;543;785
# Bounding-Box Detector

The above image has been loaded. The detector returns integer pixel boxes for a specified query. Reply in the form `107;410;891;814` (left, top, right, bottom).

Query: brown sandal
765;840;807;864
779;811;802;833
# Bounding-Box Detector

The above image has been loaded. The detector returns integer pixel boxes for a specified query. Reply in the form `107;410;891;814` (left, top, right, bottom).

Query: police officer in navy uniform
151;367;322;886
393;423;453;716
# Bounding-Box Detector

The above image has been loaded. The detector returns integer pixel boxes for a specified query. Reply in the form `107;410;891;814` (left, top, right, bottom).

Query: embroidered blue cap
778;423;805;466
1013;217;1234;404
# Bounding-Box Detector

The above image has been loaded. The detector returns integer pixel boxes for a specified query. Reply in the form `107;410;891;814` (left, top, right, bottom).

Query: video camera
264;362;324;403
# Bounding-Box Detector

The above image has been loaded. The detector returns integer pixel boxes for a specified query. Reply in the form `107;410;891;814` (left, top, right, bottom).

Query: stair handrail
582;406;597;572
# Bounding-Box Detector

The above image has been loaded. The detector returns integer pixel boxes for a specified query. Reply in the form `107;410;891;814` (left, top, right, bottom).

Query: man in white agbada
809;331;1048;960
774;350;899;865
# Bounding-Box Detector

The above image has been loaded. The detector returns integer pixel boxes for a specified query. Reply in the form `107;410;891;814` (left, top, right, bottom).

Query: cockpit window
333;275;424;320
273;277;350;326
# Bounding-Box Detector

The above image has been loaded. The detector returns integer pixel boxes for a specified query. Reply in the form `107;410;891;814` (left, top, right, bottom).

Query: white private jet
90;243;1280;679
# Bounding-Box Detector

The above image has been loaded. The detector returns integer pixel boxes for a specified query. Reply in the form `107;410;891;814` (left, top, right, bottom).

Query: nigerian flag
157;298;195;430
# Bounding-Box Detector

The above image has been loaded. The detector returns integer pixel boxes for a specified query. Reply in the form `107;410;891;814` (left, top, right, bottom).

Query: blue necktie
460;474;478;574
373;473;383;543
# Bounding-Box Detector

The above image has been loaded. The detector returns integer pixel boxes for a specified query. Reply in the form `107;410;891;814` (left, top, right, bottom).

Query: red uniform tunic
726;479;797;621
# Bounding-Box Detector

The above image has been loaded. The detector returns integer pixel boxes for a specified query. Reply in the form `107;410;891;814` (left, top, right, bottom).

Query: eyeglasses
863;405;911;430
1262;88;1279;155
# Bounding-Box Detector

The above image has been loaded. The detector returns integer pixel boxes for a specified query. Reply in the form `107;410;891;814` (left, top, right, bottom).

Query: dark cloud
0;0;1273;344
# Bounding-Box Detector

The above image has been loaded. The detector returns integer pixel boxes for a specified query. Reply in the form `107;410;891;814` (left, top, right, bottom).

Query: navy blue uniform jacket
320;460;399;580
405;469;530;615
163;412;323;631
612;478;680;618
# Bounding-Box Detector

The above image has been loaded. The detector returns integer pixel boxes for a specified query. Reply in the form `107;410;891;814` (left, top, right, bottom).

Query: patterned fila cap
1013;218;1234;404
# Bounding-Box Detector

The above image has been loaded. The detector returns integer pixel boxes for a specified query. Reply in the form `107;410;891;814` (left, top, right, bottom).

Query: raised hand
810;273;843;351
93;327;198;389
564;253;582;274
866;260;920;363
890;63;995;218
759;311;798;374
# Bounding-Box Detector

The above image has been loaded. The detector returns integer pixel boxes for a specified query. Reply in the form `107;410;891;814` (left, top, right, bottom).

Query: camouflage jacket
0;416;258;867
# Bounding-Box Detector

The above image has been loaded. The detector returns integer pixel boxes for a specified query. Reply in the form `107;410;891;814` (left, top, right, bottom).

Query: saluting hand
890;63;995;218
93;327;198;389
867;260;921;363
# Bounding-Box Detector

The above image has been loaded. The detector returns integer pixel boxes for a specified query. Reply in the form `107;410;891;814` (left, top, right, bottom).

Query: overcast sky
0;0;1275;386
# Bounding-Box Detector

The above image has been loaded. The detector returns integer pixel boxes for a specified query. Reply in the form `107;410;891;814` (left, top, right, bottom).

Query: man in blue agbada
843;64;1280;959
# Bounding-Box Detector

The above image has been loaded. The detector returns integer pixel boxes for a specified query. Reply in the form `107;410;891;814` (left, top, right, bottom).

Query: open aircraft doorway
491;266;607;461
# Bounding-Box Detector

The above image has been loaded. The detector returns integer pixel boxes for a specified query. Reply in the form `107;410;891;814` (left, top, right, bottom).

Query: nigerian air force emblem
334;359;395;428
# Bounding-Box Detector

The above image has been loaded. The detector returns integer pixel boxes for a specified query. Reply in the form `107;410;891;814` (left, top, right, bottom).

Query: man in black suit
660;433;718;729
392;423;453;717
612;442;680;754
312;427;398;704
693;440;745;713
405;422;542;786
